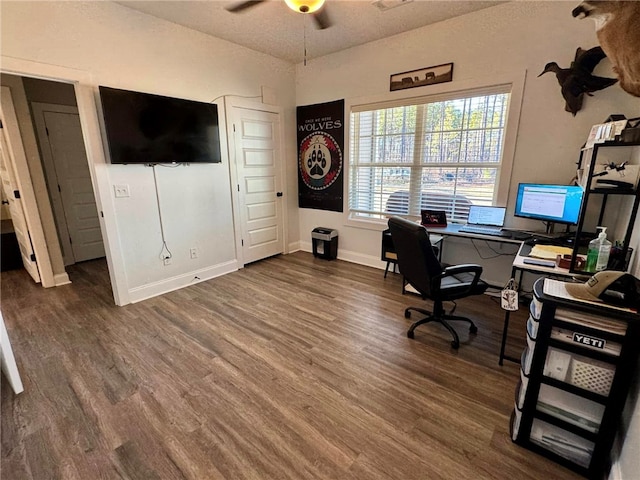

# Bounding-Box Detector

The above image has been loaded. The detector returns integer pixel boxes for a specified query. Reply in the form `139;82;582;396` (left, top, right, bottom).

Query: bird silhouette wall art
572;1;640;97
538;46;617;116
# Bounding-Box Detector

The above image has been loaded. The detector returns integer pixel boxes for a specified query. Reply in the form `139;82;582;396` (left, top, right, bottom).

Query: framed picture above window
390;63;454;92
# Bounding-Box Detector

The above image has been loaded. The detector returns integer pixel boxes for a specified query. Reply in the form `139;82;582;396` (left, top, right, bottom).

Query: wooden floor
1;252;583;480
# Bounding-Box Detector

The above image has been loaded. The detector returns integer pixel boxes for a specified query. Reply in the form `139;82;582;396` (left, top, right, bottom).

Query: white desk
424;224;527;245
498;243;580;365
423;225;528;268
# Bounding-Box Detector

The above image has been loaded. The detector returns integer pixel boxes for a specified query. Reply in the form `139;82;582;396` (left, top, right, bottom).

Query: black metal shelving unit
569;141;640;273
511;278;640;479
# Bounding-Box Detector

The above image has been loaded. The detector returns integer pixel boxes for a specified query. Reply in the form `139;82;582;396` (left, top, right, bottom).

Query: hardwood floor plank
114;440;166;480
23;428;62;480
1;253;583;479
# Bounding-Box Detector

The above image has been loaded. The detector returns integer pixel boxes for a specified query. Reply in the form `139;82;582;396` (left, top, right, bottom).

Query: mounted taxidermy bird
538;46;617;115
573;1;640;97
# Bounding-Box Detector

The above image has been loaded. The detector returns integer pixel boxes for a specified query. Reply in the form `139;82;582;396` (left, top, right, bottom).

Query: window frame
343;71;526;230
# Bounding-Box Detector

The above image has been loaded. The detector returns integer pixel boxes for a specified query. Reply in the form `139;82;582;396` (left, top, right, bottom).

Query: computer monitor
514;183;584;225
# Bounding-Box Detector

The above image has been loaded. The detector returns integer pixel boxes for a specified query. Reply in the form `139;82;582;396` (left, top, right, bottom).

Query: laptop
458;206;506;236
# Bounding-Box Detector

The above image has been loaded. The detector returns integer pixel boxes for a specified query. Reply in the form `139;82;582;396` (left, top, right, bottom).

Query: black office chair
388;216;488;349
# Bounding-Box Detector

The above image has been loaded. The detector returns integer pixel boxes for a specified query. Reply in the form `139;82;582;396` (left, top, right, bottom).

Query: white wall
1;1;297;302
613;356;640;480
294;1;640;285
294;2;640;476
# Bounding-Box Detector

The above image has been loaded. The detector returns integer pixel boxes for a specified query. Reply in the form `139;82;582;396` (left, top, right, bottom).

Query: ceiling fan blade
226;1;266;13
312;7;332;29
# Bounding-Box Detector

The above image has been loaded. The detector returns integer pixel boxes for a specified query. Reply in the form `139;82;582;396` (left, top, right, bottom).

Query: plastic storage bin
570;358;615;396
536;384;605;433
516;370;529;409
543;347;615;396
550;326;622;356
521;348;531;376
554;308;627;336
530;297;543;320
529;419;594;468
510;406;522;441
527;315;539;340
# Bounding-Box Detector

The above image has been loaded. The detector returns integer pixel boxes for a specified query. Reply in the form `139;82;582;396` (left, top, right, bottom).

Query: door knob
276;192;283;197
1;200;9;205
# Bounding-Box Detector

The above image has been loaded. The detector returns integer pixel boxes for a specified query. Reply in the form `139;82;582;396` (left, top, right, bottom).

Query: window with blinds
349;86;511;223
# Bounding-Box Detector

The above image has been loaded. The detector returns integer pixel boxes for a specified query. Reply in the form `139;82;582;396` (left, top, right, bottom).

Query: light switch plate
114;184;130;198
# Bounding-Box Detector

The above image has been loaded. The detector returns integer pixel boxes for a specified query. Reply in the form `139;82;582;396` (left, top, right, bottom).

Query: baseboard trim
299;241;385;270
53;272;71;286
127;260;239;304
297;242;509;290
288;241;301;253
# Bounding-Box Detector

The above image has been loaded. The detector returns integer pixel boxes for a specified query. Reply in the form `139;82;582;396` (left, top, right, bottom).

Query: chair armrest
442;264;483;276
432;264;483;295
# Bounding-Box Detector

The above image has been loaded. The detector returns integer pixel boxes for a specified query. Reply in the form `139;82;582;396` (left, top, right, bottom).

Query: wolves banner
297;99;344;212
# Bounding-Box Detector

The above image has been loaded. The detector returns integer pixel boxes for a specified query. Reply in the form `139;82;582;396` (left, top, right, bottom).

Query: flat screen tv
99;86;221;165
514;183;584;225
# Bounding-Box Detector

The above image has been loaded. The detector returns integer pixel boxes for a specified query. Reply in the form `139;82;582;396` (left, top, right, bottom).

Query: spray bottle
595;227;612;271
586;227;611;272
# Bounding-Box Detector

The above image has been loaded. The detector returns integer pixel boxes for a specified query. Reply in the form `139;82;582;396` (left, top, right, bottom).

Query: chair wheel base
404;309;411;319
407;330;415;339
451;340;460;349
469;325;478;334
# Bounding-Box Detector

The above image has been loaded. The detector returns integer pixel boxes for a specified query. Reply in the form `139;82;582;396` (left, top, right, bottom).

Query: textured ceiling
116;0;505;63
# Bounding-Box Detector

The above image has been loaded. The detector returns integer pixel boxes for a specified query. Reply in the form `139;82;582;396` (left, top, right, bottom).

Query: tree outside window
350;88;510;223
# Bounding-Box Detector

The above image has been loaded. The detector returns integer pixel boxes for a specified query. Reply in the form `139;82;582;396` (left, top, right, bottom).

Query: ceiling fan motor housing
285;0;325;14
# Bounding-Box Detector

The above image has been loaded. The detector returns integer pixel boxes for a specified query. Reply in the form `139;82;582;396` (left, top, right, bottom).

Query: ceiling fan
226;0;333;30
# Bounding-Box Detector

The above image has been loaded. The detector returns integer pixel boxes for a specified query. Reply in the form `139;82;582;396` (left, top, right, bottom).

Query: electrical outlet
190;248;198;259
163;257;171;266
114;184;130;198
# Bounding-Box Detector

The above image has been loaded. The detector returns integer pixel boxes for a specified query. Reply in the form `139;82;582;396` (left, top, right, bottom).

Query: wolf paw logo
299;132;342;191
308;146;328;177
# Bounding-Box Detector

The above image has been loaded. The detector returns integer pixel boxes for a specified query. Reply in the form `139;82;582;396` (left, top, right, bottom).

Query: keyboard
458;225;505;236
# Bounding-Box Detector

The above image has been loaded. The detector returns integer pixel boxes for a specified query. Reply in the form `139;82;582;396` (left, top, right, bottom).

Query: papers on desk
529;245;573;260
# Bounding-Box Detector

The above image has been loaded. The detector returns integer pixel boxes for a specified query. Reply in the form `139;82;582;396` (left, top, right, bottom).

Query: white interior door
231;106;284;264
33;104;104;263
0;122;40;282
0;86;56;287
0;310;24;395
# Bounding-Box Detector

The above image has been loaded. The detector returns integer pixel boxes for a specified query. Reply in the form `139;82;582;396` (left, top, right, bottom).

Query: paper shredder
312;227;338;260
